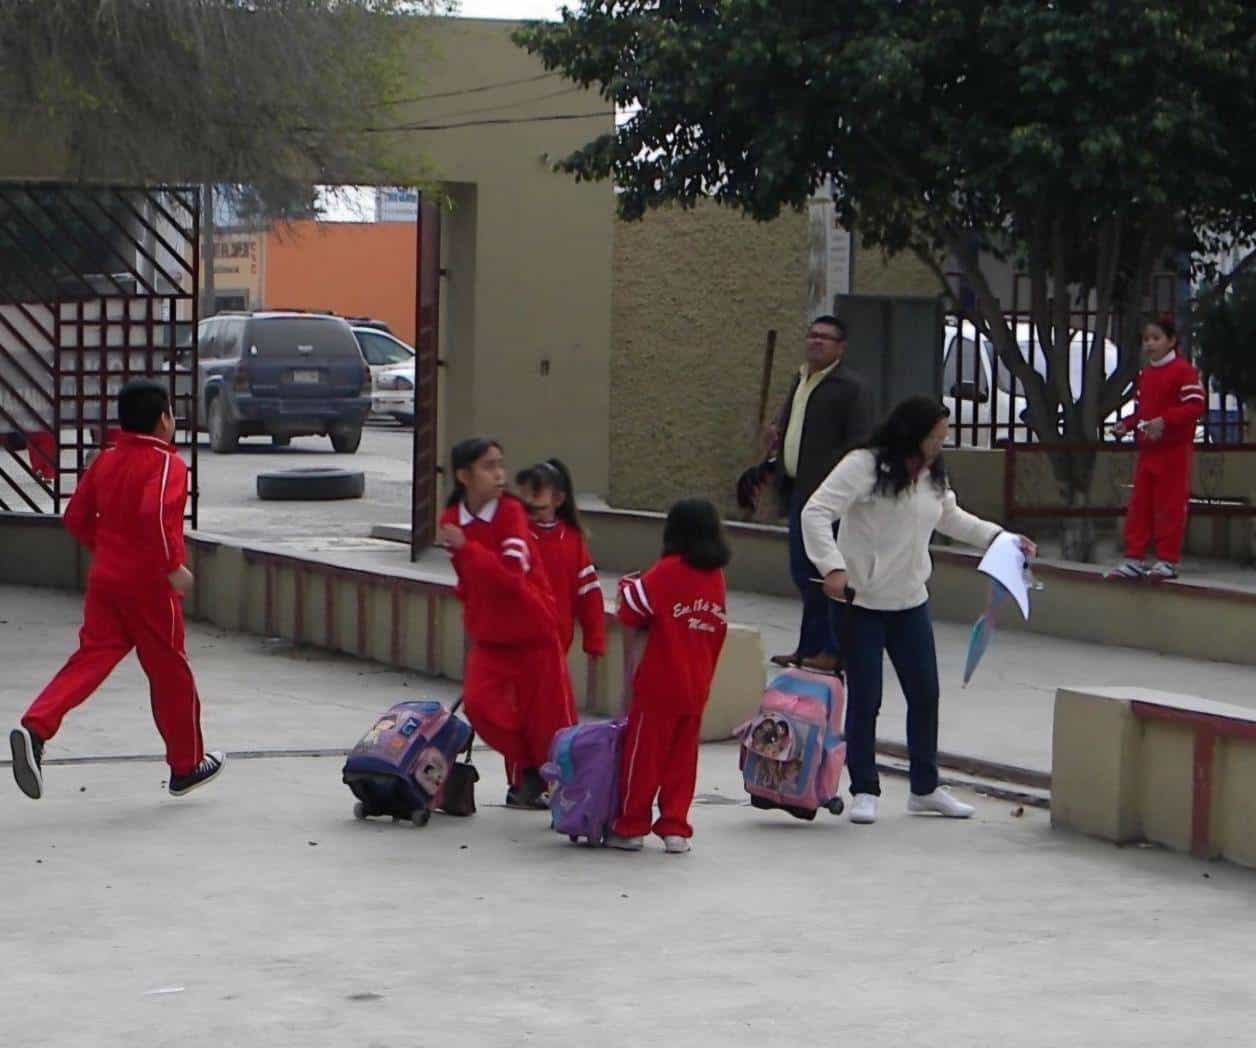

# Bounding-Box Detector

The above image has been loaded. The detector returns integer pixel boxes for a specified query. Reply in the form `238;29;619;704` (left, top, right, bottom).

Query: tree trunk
1048;444;1100;562
200;183;216;317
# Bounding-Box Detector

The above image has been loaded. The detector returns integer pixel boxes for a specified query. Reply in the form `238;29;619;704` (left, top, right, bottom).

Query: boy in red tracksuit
1108;316;1206;581
516;459;607;660
608;498;730;855
438;437;577;810
10;379;225;801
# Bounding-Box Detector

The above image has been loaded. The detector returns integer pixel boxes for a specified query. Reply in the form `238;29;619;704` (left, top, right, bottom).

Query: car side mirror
952;380;989;404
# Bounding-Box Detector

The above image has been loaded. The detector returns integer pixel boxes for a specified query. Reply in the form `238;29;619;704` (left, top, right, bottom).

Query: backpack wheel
411;809;432;828
569;835;580;844
353;801;368;821
826;797;845;816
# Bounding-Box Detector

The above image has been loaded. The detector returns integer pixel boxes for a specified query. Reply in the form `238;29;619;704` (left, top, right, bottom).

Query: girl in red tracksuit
1108;315;1207;581
608;498;730;854
515;459;607;661
438;437;576;810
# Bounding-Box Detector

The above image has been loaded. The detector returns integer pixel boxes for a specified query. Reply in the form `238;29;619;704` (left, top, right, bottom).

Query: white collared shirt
458;498;499;526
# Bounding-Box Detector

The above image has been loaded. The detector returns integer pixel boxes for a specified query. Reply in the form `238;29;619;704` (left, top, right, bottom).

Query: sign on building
375;187;419;223
807;178;852;323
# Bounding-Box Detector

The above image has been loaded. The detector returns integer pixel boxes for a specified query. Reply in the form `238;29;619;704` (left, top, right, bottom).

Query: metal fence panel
0;184;199;523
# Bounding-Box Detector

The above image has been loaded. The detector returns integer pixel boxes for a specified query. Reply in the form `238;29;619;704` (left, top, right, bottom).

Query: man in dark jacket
767;315;872;672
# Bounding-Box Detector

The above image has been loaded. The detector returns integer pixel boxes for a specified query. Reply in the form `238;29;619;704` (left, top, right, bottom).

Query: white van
943;320;1130;446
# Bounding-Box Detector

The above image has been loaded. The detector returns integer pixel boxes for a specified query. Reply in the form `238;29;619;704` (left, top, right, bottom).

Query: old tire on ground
256;467;365;501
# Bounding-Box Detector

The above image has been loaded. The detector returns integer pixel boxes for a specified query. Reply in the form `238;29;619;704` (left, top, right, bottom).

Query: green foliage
0;0;440;212
1196;272;1256;405
517;1;1256;444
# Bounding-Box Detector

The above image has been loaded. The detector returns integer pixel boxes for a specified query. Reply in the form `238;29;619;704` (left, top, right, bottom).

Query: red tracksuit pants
613;706;703;840
462;638;575;787
1125;446;1192;564
23;582;205;775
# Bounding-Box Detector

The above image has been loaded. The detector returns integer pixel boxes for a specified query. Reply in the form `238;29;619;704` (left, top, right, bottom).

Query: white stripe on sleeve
631;578;653;615
620;583;645;617
577;581;601;597
578;565;597;580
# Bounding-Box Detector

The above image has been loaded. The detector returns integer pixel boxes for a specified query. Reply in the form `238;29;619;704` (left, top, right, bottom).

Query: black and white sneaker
10;726;44;800
1106;560;1148;581
168;751;226;797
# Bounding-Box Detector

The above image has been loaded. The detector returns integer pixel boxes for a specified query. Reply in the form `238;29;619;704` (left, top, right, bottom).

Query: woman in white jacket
802;396;1035;825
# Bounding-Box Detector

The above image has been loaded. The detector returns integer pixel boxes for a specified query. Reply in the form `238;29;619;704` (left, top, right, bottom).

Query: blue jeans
788;491;838;659
842;601;940;797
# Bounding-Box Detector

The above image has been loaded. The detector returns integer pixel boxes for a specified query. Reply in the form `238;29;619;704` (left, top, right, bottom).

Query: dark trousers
842;601;940;797
787;490;839;659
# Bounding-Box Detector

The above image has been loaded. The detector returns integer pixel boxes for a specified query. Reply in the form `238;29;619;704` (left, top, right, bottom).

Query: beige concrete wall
1052;686;1256;870
381;19;616;498
574;503;1256;666
607;208;958;516
609;202;809;514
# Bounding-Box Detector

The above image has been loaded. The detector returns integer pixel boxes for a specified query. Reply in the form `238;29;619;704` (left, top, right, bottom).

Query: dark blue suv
194;312;372;454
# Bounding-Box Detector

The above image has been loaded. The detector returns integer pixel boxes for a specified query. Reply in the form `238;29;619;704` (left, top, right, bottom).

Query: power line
362;110;616;133
391;84;584;124
367;71;561;108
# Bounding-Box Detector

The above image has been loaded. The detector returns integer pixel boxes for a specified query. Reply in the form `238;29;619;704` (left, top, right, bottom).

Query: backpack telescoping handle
450;695;475;762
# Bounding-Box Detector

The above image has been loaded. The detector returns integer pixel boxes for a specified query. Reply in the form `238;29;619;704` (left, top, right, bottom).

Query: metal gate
410;196;440;558
0;184;199;524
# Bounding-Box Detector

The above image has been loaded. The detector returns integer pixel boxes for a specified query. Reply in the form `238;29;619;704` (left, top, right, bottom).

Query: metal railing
943;271;1246;449
0;184;199;524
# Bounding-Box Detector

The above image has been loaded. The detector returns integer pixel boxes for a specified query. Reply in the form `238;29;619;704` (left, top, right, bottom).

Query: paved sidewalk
3;584;1254;1047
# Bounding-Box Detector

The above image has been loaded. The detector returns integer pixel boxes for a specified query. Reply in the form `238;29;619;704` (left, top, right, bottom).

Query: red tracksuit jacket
530;521;606;656
1127;354;1206;451
66;432;188;589
618;556;728;715
440;495;559;647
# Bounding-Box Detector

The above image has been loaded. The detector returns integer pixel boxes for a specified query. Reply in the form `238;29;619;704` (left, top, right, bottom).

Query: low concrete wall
0;514;765;743
584;505;795;598
1052;686;1256;869
583;504;1256;666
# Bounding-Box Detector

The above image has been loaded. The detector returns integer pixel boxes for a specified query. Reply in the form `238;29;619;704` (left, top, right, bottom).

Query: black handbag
439;704;478;817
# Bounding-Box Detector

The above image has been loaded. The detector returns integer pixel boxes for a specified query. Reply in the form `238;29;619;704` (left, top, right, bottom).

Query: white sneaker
606;834;644;852
907;788;975;818
849;794;878;824
663;836;691;854
1146;561;1178;581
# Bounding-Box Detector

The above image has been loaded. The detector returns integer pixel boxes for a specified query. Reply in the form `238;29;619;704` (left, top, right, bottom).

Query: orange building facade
263;220;418;345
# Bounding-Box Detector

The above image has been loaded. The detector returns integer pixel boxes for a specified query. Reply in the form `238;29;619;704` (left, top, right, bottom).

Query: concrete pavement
3;584;1255;1046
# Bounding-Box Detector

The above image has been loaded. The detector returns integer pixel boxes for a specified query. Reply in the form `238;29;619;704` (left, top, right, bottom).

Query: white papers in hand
977;532;1030;621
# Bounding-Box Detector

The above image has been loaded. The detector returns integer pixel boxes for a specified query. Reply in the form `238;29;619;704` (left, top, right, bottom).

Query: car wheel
255;468;365;501
271;434;292;448
329;426;363;454
208;396;239;454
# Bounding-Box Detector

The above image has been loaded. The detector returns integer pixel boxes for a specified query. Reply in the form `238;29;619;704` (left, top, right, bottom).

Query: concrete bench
187;537;766;744
1052;686;1256;868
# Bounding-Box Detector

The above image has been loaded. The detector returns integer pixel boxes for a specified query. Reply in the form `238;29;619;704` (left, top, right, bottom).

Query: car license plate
292;369;321;384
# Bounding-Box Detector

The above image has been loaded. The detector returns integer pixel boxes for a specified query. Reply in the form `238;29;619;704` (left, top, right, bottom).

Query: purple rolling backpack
541;718;627;846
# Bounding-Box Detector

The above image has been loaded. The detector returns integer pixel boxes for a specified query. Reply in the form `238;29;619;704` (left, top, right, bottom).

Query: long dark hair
662;498;732;571
446;436;502;508
515;457;584;534
866;396;950;497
